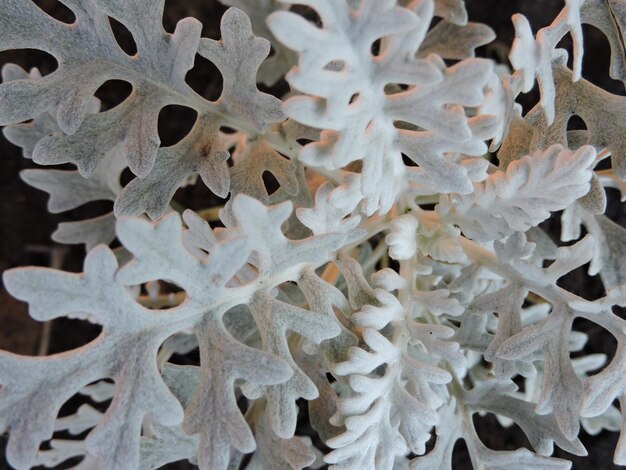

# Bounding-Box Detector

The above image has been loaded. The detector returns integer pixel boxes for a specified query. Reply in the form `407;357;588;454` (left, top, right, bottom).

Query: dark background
0;0;624;468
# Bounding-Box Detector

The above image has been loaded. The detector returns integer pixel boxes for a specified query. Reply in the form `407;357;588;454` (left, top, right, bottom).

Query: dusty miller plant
1;0;626;468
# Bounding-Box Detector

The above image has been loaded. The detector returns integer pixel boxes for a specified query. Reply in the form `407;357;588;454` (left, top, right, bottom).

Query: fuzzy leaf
441;144;595;241
269;0;496;214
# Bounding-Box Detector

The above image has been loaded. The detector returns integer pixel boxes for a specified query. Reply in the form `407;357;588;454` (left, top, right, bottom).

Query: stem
38;246;68;356
458;236;591;307
196;206;224;221
361;241;389;273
